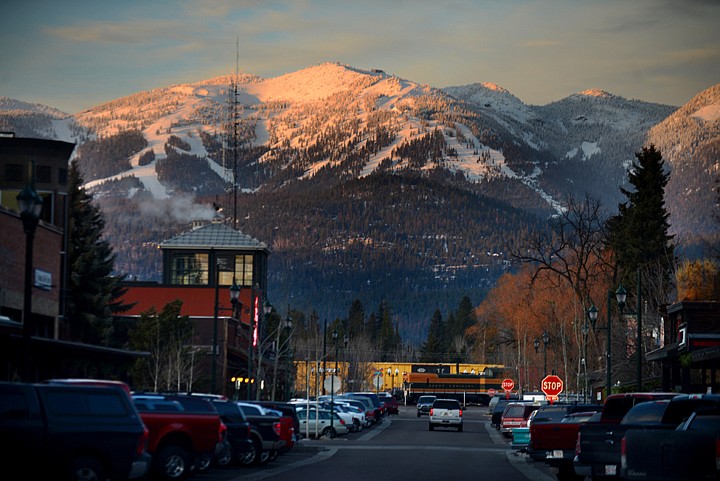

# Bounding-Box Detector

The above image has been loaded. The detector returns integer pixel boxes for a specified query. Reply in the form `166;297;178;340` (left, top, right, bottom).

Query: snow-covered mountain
2;62;716;330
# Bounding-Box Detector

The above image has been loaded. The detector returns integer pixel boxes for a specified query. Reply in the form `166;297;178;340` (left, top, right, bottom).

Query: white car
296;407;349;438
429;398;463;432
333;402;365;431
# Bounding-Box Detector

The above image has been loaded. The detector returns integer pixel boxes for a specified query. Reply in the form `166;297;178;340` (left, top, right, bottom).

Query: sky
2;0;719;114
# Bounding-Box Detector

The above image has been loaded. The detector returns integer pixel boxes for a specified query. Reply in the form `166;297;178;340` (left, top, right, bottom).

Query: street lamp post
533;331;550;388
212;278;240;394
590;285;627;396
615;285;626;393
343;334;349;392
330;328;339;433
271;316;292;401
17;163;43;382
582;315;591;403
587;305;598;402
543;331;549;374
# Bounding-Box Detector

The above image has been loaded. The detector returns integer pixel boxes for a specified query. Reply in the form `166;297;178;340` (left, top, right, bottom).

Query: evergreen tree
66;160;128;344
420;309;446;362
377;300;400;360
607;145;675;283
347;299;365;338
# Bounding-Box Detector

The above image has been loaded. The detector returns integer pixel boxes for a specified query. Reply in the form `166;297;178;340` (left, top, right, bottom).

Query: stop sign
541;375;564;397
501;378;514;391
487;388;496;396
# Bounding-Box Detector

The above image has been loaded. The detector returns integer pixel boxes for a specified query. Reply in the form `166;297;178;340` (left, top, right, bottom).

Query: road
190;404;559;481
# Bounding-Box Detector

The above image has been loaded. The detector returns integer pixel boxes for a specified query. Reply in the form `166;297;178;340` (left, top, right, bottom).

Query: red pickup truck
132;394;225;481
528;407;602;481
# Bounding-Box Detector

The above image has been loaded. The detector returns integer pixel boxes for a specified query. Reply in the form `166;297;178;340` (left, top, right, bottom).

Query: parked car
621;405;720;480
296;406;350;438
234;402;287;465
500;402;541;438
378;391;399;414
429;398;463;431
132;393;226;478
183;395;254;468
0;381;151;481
336;398;372;427
337;394;378;424
491;398;522;430
416;395;437;417
250;401;301;443
347;392;385;420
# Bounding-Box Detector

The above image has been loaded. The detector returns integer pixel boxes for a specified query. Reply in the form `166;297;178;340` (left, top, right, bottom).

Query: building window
58;168;67;186
170;253;209;285
217;254;254;286
4;163;23;182
36;165;52;184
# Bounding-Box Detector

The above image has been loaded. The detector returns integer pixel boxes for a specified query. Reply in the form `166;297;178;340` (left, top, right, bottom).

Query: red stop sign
541;375;564;397
487;388;496;396
501;378;514;391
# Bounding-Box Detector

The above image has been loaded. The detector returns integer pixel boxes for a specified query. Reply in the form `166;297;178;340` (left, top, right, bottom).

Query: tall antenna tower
224;36;241;230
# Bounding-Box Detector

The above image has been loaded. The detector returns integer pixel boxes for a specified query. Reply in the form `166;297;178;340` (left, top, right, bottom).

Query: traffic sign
541;375;564;400
487;388;496;396
501;378;514;391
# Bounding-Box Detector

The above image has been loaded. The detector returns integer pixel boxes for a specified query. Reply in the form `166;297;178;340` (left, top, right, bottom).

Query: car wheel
67;456;105;481
239;439;261;467
352;419;361;432
417;412;421;418
429;423;434;431
321;427;336;438
153;446;192;481
258;449;273;465
215;444;233;468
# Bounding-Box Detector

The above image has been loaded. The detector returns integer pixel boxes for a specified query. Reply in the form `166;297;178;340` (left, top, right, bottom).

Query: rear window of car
433;400;460;410
621;400;670;425
418;396;436;404
47;390;129;417
504;404;530;418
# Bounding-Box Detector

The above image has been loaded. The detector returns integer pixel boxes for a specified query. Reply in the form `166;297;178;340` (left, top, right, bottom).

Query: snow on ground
51;118;77;144
566;141;600;160
692;104;720;122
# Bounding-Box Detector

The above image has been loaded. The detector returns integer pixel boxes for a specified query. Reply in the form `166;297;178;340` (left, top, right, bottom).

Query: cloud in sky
1;0;718;113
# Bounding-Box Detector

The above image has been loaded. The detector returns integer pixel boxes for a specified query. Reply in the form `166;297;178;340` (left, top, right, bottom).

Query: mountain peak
576;89;614;99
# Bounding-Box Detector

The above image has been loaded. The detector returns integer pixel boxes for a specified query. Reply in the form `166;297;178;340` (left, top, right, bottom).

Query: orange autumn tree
474;195;616;397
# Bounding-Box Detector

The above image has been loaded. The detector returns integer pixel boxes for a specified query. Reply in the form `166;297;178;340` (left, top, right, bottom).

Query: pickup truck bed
574;393;718;480
132;394;224;481
620;407;720;481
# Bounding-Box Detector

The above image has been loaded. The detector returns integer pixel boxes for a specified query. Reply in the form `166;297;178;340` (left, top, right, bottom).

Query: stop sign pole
541;374;563;404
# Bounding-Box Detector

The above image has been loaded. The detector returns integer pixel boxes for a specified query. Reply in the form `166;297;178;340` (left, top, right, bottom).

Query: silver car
429;398;463;432
416;395;437;417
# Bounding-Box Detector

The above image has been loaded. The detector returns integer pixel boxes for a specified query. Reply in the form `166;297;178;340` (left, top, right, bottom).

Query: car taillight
429;408;434;416
339;418;345;425
137;426;150;456
575;432;582;455
273;421;282;436
218;420;227;442
459;409;463;417
620;436;626;471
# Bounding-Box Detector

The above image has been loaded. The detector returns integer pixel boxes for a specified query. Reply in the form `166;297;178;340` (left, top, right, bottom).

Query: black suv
0;381;150;481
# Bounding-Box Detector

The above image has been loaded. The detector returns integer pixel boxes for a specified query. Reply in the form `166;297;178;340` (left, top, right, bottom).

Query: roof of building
161;221;268;251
